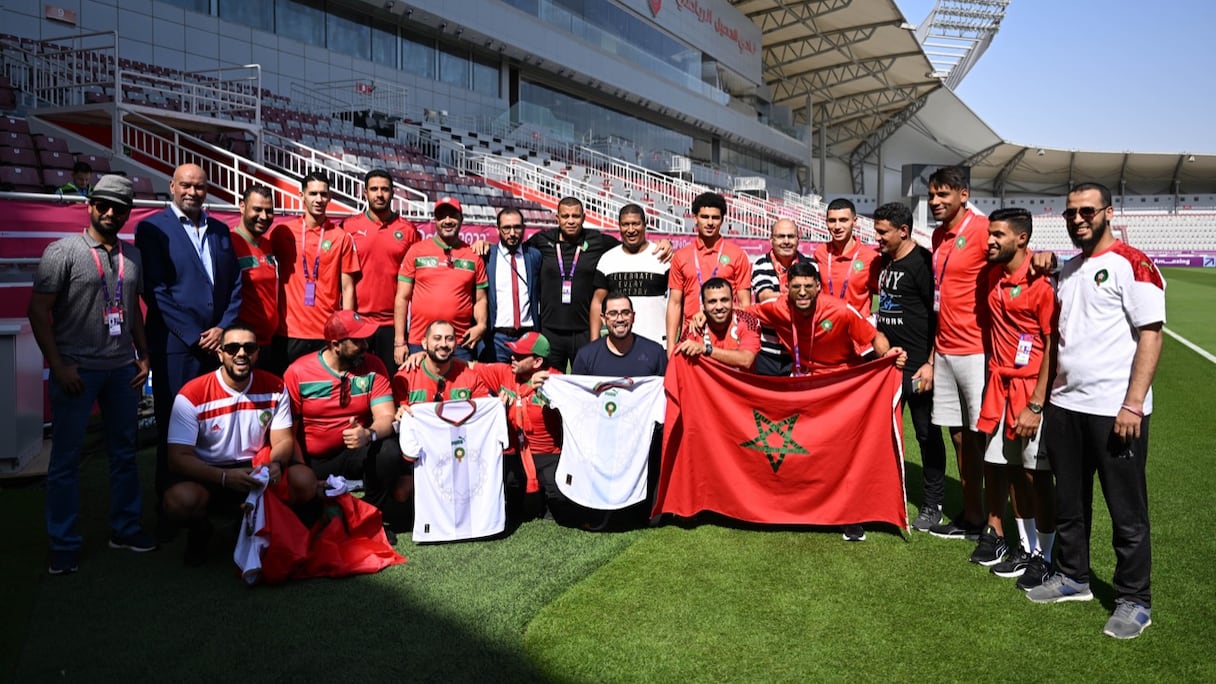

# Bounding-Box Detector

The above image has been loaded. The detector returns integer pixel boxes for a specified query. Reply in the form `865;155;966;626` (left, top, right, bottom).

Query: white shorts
931;353;985;431
983;415;1049;471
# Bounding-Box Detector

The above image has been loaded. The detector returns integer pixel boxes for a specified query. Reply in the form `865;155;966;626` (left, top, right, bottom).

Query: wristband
1120;404;1144;417
394;342;408;348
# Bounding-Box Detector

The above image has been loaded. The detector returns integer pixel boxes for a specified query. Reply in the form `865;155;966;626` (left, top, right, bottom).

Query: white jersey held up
541;375;666;510
399;398;509;543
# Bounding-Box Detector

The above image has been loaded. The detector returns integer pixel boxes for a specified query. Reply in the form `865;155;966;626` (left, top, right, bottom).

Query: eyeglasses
604;310;634;319
1062;206;1108;221
338;372;351;408
433;377;447;403
91;200;130;215
219;342;259;356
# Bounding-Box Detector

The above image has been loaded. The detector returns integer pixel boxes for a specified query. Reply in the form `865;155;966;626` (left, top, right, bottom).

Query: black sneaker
910;505;943;532
382;525;399;546
1016;553;1051;591
109;531;159;553
929;514;983;540
842;524;866;542
48;549;79;575
990;547;1031;578
184;520;213;567
969;526;1008;566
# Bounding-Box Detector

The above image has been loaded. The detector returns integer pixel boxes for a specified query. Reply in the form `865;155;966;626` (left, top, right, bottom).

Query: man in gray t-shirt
28;175;157;575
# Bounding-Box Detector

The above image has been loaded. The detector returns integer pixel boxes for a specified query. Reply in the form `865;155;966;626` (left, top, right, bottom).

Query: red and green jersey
813;241;881;314
230;224;279;345
668;237;752;319
682;309;762;358
284;351;394;459
398;236;488;344
342;211;419;325
391;358;491;406
477;363;563;455
271;218;360;340
932;210;990;355
745;296;876;373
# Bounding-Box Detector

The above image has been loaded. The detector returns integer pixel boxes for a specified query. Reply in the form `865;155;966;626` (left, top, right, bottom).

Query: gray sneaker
911;505;943;532
1026;573;1093;603
1103;600;1152;639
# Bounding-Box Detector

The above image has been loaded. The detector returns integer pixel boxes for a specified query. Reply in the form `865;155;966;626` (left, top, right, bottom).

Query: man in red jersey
477;332;568;524
665;192;752;355
393;319;492;408
970;209;1057;591
393;197;488;365
674;278;760;370
343;169;419;373
921;167;990;541
271;172;359;367
283;311;406;536
230;185;281;370
814;198;881;316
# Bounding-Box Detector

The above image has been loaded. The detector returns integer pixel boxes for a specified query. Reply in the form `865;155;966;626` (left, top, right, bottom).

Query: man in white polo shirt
1025;183;1165;642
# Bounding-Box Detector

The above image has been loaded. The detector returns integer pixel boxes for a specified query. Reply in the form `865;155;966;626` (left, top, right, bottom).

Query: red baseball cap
324;310;378;342
505;332;551;358
434;196;463;214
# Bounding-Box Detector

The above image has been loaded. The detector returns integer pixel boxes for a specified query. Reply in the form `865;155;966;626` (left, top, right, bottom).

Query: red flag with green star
654;354;907;529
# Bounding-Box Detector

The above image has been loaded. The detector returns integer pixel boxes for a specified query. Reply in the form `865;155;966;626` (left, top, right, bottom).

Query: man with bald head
136;163;242;529
750;218;814;376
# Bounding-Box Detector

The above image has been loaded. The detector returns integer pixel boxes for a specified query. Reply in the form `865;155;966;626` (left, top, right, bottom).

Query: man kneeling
164;324;316;566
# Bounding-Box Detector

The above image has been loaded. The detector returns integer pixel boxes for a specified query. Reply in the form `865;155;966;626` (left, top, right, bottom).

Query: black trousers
542;328;591;373
308;438;411;529
903;369;947;509
1044;404;1152;607
753;350;792;377
367;324;399;375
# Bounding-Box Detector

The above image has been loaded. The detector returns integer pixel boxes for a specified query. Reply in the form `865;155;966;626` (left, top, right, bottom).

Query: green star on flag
739;410;809;473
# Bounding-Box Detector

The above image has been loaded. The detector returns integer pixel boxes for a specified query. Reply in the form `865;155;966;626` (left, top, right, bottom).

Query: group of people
30;162;1162;639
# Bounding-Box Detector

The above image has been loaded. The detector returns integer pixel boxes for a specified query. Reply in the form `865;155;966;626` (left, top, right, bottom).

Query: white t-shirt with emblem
399;398;509;543
1052;242;1166;416
540;375;666;510
167;369;292;465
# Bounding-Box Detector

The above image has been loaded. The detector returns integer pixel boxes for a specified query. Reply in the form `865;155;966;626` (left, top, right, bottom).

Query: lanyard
300;222;322;283
933;212;976;286
825;242;860;300
790;306;817;377
694;240;725;300
87;237;124;308
555;240;583;281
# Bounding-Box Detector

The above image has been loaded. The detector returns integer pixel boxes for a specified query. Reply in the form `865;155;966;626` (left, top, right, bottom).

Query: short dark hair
873;202;912;231
241;184;273;203
424;319;455;338
989;207;1033;239
364;168;393;187
701;277;732;299
72;161;93;174
928;166;969;192
496;207;524;227
557;196;583;212
222;322;257;341
1069;181;1112;207
619;203;646;222
301;171;330;191
826;198;856;215
788;261;820;282
691;192;727;215
601;291;634;313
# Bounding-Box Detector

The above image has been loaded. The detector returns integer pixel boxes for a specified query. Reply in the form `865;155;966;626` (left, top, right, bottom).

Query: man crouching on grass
163;324;316;566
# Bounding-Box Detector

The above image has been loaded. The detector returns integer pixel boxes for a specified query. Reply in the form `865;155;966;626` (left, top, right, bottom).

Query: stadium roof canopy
730;0;942;161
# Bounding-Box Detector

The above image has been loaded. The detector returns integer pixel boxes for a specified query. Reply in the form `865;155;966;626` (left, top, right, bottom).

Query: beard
1068;216;1108;250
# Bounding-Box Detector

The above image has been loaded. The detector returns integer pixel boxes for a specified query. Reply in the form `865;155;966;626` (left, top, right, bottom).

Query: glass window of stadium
218;1;274;32
161;0;209;12
327;10;372;62
275;0;326;45
520;80;691;157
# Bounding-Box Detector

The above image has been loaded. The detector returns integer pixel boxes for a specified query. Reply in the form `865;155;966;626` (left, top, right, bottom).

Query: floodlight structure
915;0;1010;90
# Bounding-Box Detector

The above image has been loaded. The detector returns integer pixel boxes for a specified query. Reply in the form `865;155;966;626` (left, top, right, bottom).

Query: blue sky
895;0;1214;153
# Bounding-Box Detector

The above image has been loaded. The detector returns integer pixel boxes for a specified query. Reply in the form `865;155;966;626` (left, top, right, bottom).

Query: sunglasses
1062;206;1108;221
220;342;259;356
92;199;131;215
444;251;454;269
339;372;351;408
433;377;447;403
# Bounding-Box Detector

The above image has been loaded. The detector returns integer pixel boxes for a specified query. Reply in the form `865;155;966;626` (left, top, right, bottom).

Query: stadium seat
0;166;43;192
38;150;74;170
129;175;159;200
77;154;112;173
0;116;28;134
34;135;71;153
42;168;71;189
0;146;38;168
2;131;34;150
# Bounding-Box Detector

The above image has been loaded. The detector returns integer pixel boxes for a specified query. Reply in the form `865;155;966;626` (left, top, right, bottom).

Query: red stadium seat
1;131;34;150
0;146;38;168
39;150;74;170
130;175;159;200
0;166;43;192
77;154;112;172
0;116;28;134
42;167;72;189
33;135;71;153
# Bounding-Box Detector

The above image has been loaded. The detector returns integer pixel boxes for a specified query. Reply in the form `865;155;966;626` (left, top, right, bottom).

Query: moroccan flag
258;492;406;584
654;355;907;529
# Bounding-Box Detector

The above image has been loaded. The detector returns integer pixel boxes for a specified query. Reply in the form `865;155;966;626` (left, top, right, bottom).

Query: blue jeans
47;363;145;551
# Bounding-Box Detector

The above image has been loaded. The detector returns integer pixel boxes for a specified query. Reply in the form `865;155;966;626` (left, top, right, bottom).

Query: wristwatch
704;340;714;356
369;429;379;443
1027;402;1043;415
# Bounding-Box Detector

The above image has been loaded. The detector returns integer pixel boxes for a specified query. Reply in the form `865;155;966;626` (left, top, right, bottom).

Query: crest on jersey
719;254;730;265
452;435;466;461
820;320;833;331
321;239;333;251
852;259;864;271
259;410;271;425
1011;285;1022;299
955;235;966;248
1095;269;1109;285
394;231;404;240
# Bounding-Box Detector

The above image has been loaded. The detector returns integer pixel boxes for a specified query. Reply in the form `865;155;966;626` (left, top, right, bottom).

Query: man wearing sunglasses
394;197;488;366
284;311;407;536
30;174;156;574
392;319;490;409
163;324;313;565
1026;183;1165;641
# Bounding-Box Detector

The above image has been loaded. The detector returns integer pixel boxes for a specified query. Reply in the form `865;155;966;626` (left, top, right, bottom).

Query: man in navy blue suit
135;163;242;510
482;207;542;363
